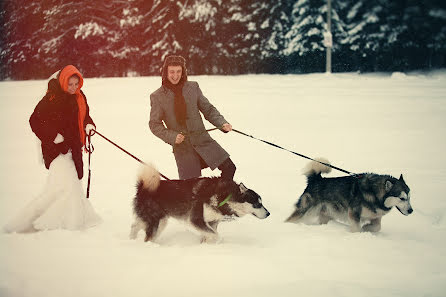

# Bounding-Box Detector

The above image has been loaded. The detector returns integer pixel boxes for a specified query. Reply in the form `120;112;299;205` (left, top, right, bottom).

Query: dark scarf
164;80;187;127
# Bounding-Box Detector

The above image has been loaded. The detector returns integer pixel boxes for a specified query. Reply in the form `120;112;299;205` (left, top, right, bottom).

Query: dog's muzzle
254;207;270;219
396;206;413;216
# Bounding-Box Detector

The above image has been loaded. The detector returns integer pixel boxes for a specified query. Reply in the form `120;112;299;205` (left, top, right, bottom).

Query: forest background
1;0;445;80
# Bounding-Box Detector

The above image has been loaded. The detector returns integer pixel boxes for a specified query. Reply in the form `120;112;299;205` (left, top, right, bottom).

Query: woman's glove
53;133;64;144
85;124;96;136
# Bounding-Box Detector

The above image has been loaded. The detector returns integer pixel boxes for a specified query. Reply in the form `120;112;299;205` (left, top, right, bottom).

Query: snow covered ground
1;72;445;297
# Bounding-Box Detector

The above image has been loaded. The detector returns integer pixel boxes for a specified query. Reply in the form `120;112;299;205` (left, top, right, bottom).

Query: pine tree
212;0;262;74
176;0;223;74
1;0;445;78
340;0;388;71
1;0;47;79
40;1;134;77
283;0;347;72
395;0;446;69
247;0;294;73
139;0;186;74
426;0;446;68
110;0;146;76
0;1;9;79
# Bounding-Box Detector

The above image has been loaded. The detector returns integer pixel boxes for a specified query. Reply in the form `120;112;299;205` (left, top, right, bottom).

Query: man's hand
222;123;232;133
175;133;185;144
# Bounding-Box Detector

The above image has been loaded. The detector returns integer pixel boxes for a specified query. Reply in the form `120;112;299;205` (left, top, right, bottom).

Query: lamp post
325;0;332;73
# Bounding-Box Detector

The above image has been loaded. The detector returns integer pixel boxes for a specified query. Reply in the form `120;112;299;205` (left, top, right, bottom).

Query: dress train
3;152;102;233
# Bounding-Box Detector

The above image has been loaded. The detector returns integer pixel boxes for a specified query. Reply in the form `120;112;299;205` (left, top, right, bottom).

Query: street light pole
326;0;332;73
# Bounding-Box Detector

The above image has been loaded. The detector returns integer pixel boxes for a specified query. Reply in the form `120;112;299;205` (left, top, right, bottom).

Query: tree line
1;0;445;80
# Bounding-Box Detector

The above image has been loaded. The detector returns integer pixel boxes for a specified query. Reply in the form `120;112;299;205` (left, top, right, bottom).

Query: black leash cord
231;129;356;176
184;127;355;175
90;129;170;180
85;126;356;199
181;127;354;176
86;131;94;198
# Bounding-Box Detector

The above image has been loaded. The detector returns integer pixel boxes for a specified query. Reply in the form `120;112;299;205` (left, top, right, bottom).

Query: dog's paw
349;225;361;232
200;234;220;244
129;226;141;240
361;224;381;232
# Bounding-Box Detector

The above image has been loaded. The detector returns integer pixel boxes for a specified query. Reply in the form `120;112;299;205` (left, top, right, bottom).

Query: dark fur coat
29;79;94;179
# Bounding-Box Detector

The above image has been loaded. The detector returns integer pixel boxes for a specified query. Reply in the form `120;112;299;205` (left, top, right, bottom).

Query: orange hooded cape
57;65;87;147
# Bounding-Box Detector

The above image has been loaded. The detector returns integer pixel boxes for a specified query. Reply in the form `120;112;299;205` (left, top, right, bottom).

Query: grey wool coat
149;81;230;179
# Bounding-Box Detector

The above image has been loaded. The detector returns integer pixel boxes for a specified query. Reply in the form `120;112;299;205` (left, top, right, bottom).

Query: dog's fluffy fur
286;158;412;232
130;164;270;243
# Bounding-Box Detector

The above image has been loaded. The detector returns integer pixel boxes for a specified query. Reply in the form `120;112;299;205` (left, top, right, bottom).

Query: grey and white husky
130;164;270;243
285;158;412;232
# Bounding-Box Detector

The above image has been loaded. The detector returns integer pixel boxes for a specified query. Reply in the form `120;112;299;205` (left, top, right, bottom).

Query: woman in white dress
3;65;101;233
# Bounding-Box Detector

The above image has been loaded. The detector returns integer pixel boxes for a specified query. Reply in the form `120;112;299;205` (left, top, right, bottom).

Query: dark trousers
197;153;236;180
217;158;236;180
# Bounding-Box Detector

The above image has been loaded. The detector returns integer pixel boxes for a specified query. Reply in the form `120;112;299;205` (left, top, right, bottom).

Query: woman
149;55;236;180
3;65;102;233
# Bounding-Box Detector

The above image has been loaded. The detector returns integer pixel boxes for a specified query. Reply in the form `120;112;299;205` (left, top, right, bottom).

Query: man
149;55;236;180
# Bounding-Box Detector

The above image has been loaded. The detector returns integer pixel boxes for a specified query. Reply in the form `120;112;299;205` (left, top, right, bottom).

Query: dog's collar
218;194;232;208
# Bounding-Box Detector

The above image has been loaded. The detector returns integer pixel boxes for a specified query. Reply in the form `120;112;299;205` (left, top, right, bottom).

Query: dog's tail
137;163;161;192
302;157;332;177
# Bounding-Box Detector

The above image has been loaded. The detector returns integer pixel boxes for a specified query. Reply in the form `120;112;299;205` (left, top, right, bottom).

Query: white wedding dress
3;151;102;233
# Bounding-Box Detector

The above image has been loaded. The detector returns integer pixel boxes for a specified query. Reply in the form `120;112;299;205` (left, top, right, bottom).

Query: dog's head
383;174;413;216
222;182;270;219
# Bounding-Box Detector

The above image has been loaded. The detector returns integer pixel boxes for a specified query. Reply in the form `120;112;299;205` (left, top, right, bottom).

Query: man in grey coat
149;55;236;180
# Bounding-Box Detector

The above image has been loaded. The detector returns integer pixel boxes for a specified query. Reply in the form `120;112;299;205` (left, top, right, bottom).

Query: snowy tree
210;0;248;74
246;0;294;73
0;2;9;79
426;1;446;67
1;0;47;79
38;1;134;77
209;0;266;74
1;0;141;78
283;0;347;72
138;0;186;74
138;0;262;75
395;0;446;69
177;0;223;74
110;2;145;76
203;0;294;74
1;0;445;79
339;0;388;71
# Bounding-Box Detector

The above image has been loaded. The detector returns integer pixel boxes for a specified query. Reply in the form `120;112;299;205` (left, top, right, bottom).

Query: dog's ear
239;183;248;194
399;174;404;182
385;180;393;192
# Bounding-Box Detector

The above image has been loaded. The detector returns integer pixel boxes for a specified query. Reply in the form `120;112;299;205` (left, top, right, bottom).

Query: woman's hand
54;133;64;144
85;124;96;136
175;133;185;144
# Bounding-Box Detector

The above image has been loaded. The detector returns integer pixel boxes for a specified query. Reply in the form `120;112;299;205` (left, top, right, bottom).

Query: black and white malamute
286;158;412;232
130;164;270;243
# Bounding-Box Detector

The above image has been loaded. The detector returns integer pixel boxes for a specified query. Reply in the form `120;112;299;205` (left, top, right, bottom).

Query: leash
230;129;357;176
92;129;170;180
84;126;357;198
86;131;94;198
84;129;170;198
182;127;356;176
